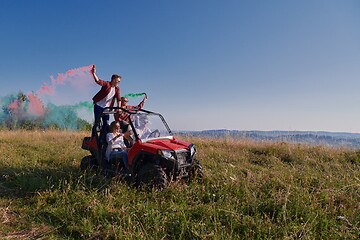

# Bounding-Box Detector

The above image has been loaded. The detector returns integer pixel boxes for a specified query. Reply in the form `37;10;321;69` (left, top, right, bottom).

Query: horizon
179;128;360;135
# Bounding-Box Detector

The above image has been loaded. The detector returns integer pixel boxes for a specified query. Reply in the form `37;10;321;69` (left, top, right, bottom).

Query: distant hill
177;129;360;149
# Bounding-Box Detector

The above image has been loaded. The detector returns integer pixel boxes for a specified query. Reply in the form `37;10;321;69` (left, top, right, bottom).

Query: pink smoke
37;64;94;97
8;99;24;114
38;85;54;95
5;64;94;121
27;93;45;117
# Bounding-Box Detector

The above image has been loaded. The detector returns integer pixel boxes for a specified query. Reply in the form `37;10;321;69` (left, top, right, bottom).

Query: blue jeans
93;104;110;137
110;150;129;169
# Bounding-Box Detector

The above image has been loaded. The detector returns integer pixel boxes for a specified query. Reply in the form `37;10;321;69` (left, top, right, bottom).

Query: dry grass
0;131;359;239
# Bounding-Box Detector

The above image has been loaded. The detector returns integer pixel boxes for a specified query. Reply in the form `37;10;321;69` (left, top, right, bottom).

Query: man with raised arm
115;95;148;122
114;95;148;145
91;65;122;135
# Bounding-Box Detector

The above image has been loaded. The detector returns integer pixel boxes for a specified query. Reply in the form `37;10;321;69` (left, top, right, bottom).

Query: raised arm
91;65;100;85
137;95;148;109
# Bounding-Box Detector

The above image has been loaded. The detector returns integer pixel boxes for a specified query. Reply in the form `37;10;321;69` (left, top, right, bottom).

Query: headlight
157;149;175;159
189;144;197;157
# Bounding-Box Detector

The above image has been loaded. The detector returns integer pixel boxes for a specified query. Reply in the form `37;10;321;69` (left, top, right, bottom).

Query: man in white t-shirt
91;65;121;135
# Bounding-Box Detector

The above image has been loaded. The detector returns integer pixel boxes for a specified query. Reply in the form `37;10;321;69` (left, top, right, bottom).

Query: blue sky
1;0;360;132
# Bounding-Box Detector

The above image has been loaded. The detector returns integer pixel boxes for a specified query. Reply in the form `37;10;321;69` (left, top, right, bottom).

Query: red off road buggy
81;107;203;190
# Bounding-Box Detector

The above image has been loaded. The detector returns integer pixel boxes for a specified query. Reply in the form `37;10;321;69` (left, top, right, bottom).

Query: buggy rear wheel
80;155;98;172
136;163;169;191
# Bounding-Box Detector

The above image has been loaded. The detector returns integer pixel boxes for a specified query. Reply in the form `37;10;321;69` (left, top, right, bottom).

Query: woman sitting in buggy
105;121;131;170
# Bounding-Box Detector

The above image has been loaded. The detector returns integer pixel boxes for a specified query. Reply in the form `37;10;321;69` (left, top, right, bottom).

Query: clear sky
1;0;360;132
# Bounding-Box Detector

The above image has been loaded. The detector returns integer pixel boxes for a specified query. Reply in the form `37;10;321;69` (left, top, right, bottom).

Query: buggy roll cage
93;107;173;142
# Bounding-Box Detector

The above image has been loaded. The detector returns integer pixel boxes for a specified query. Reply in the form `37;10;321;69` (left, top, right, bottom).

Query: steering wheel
149;129;160;138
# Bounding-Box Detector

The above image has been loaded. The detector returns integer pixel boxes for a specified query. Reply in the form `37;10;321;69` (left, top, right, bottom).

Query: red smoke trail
37;64;94;97
4;64;94;123
31;64;94;116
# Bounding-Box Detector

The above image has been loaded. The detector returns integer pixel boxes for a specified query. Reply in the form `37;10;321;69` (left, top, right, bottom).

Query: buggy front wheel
188;160;203;183
136;163;169;191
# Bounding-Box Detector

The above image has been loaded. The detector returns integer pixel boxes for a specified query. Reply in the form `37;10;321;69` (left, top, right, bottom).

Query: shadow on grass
0;164;135;239
0;165;116;199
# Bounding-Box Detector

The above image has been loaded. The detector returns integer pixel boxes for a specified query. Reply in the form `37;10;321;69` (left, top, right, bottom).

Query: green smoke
43;103;92;130
123;92;146;98
42;101;93;130
0;94;18;123
0;94;93;130
0;92;34;128
71;101;93;111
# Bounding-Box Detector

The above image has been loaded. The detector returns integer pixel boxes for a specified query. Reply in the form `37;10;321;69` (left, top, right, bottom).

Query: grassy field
0;130;359;239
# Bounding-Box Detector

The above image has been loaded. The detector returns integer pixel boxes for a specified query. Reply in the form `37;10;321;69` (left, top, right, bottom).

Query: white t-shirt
95;87;116;108
106;132;126;161
136;127;152;139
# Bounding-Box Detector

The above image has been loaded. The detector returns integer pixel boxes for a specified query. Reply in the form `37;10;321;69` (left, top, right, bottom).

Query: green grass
0;131;359;239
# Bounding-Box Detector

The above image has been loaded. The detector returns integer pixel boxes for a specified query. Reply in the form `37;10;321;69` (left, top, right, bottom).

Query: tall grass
0;131;359;239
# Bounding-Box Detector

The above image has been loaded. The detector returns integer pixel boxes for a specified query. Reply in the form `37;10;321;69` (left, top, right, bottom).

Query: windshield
131;112;172;141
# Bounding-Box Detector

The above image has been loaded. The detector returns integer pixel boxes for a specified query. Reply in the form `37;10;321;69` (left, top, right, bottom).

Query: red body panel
127;138;190;165
83;137;98;150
